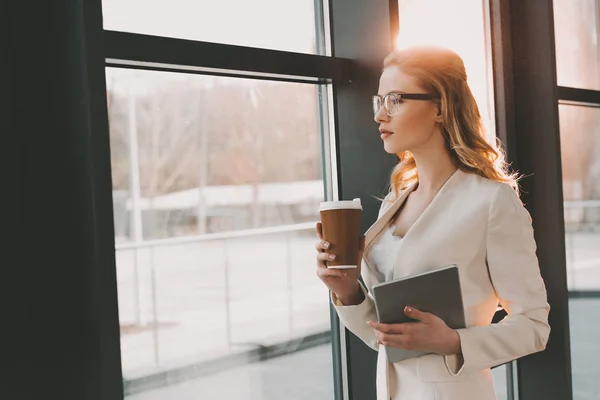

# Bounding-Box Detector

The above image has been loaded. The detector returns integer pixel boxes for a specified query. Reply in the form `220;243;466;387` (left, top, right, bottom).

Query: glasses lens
372;96;382;116
384;94;399;116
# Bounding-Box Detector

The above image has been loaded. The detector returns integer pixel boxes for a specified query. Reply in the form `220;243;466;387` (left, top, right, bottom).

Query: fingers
404;306;433;323
368;321;411;334
315;229;333;267
316;251;336;267
314;239;331;252
316;267;347;279
316;222;323;240
367;321;419;349
373;331;415;350
314;223;331;258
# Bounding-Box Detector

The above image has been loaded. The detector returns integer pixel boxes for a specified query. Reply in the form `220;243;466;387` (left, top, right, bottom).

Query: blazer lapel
364;182;418;249
390;169;465;279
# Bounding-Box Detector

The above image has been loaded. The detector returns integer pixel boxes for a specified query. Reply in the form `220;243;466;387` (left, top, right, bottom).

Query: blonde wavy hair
382;46;519;201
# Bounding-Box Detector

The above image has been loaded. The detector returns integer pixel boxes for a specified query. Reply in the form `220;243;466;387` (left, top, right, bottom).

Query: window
102;0;343;395
102;0;321;54
554;1;600;397
107;69;325;241
560;105;600;292
558;104;600;400
554;0;600;90
108;68;337;398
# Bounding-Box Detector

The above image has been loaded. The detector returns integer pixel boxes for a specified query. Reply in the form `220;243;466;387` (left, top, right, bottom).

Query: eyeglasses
372;93;440;117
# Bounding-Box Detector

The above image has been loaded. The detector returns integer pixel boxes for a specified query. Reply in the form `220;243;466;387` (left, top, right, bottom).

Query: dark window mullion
104;61;331;85
490;1;573;399
557;86;600;106
104;30;353;83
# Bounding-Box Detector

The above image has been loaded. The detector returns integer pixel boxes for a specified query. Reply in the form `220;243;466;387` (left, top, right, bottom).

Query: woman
314;46;550;400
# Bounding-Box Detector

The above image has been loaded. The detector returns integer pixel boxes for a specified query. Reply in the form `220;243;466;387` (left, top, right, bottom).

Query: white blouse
365;223;403;282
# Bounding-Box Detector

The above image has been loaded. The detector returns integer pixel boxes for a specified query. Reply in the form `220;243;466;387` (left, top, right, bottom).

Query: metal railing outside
115;200;600;373
563;200;600;292
115;222;321;372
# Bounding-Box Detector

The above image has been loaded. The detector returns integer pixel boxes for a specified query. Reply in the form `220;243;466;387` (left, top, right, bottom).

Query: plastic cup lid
319;198;362;211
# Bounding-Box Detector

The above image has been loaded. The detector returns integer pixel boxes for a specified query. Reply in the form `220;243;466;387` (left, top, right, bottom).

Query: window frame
102;1;387;399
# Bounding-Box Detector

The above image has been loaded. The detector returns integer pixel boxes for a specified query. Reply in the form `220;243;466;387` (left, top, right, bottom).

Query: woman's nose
374;107;389;123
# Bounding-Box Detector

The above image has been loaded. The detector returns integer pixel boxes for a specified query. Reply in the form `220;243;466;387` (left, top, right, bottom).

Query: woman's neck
412;148;457;196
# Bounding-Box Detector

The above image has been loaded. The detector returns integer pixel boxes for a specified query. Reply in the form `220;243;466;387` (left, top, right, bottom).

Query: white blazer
332;169;550;400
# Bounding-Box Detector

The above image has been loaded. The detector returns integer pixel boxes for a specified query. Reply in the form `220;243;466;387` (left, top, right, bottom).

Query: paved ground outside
125;344;510;400
117;231;599;375
116;228;599;399
126;298;599;400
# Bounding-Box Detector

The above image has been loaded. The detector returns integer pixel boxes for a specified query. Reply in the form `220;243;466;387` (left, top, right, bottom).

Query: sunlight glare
394;0;493;135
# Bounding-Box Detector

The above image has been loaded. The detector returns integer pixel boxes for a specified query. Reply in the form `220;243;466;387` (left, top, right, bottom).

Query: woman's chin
383;141;406;154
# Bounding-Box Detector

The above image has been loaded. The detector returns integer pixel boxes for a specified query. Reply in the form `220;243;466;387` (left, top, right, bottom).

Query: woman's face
374;67;442;155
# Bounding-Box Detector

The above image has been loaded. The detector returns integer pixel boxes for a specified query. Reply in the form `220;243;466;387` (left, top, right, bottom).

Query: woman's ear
434;107;443;123
432;102;443;123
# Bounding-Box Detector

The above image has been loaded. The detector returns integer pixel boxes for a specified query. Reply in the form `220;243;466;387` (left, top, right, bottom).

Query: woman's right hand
315;221;365;305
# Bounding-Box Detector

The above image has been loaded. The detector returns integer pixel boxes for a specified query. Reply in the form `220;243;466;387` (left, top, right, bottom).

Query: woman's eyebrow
377;90;407;96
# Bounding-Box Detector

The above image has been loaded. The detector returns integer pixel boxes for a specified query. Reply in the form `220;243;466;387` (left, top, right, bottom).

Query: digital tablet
371;264;466;363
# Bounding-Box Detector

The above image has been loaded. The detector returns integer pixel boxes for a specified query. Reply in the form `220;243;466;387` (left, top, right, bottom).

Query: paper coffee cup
319;199;362;269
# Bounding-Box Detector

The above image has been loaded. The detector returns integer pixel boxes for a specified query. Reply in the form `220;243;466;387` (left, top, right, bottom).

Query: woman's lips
380;130;393;139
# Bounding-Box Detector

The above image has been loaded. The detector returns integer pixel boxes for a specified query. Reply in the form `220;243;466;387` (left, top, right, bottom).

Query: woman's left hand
368;306;462;356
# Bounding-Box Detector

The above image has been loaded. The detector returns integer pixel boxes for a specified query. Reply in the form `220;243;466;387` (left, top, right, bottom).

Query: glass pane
558;104;600;399
554;0;600;90
125;345;333;399
106;68;334;398
102;0;321;55
492;364;508;400
397;0;496;141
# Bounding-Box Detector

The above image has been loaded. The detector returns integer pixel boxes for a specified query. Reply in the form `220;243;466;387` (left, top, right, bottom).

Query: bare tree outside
554;0;600;225
106;69;322;238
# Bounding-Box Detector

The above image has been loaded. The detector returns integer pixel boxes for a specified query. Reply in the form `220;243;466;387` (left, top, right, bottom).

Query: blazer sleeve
445;183;551;376
329;192;396;351
331;279;380;351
